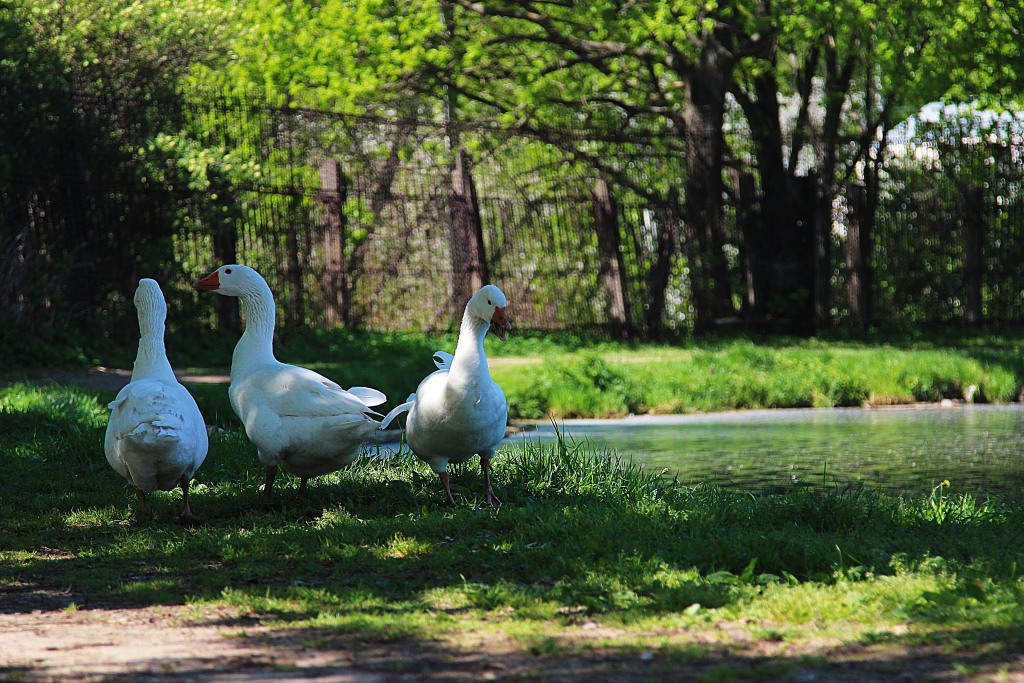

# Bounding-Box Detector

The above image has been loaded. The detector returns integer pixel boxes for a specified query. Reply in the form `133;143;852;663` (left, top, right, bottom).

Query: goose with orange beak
381;284;512;506
193;264;386;504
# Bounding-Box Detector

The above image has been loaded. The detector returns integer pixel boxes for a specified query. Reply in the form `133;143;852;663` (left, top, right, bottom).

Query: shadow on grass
4;452;1024;617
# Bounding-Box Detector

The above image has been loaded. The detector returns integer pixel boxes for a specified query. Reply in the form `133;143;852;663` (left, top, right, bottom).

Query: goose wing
249;364;384;418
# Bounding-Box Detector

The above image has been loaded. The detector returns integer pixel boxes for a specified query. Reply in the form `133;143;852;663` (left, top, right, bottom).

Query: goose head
134;278;167;328
193;264;266;298
469;284;512;341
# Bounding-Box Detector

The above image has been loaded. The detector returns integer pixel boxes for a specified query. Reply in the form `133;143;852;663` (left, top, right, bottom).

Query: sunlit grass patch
375;532;434;559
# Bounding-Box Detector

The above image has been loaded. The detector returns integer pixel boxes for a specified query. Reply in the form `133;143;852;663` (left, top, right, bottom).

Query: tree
433;0;1019;334
2;0;238;337
440;0;776;333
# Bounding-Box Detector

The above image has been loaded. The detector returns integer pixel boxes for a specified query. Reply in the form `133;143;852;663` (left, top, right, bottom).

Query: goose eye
224;268;232;274
487;299;492;306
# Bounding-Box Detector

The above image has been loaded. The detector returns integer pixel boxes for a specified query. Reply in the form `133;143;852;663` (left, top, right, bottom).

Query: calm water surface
509;405;1024;495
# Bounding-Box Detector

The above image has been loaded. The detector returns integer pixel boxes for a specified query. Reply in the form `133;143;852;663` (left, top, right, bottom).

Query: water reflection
509;405;1024;495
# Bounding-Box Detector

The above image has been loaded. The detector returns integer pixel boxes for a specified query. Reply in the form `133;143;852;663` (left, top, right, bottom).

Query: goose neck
450;310;491;381
132;318;175;382
231;286;278;376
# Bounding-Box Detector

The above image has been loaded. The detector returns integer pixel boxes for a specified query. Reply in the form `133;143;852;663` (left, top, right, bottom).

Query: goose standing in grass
193;264;386;503
382;285;512;506
104;278;209;521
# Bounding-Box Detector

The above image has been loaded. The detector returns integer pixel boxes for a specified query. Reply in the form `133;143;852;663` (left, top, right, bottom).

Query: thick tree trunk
681;66;735;333
756;170;814;334
319;159;350;327
449;146;489;315
811;176;830;331
591;177;631;339
736;171;760;319
211;193;240;334
844;182;871;330
740;71;817;335
964;186;985;327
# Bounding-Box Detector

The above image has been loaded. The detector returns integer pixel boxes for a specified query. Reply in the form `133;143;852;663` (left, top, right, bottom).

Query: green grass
494;338;1022;419
5;326;1024;424
2;381;1024;672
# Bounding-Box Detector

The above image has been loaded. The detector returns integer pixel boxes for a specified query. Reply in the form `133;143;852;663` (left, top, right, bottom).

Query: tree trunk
844;182;872;331
735;171;760;320
647;189;681;338
319;159;350;327
211;192;240;334
591;177;631;339
681;58;735;333
964;186;985;327
755;170;813;334
739;70;817;335
449;146;489;315
811;173;830;332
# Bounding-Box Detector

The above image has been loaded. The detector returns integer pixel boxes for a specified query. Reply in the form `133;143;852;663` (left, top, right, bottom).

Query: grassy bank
3;327;1024;423
189;330;1024;423
3;383;1024;678
495;340;1023;418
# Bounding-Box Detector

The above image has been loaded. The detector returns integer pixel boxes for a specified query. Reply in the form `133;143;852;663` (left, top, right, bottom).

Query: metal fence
3;86;1024;342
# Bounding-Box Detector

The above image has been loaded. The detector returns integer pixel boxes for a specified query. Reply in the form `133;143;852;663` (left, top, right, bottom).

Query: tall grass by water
2;381;1024;676
10;326;1020;425
494;338;1021;419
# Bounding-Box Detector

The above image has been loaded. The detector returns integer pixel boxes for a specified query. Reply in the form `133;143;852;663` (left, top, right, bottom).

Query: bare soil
17;366;230;393
3;595;1024;682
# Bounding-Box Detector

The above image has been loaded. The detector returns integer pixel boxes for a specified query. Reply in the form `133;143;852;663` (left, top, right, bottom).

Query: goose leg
438;471;458;506
177;474;195;522
136;488;148;510
260;465;277;505
479;454;502;506
298;478;308;497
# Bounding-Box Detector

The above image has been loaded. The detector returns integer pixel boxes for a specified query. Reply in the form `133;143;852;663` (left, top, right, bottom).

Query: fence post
591;177;631;339
964;186;985;327
449;146;489;317
319;159;350;327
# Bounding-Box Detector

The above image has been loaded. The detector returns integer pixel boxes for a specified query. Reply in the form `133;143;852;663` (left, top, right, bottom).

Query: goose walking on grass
104;279;209;521
194;264;386;504
382;285;512;506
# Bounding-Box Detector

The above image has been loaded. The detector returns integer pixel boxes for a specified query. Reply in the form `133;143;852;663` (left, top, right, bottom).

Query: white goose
104;278;209;520
194;264;386;503
382;285;512;506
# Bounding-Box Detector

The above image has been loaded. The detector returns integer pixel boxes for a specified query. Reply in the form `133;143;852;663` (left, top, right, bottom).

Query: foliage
1;0;240;340
873;113;1024;326
194;0;445;113
4;0;1024;343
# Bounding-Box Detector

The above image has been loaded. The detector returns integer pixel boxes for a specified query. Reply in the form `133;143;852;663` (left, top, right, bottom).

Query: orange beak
193;271;220;290
489;306;512;341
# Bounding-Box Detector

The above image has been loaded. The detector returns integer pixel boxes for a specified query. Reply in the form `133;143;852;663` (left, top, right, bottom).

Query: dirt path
5;598;1024;682
1;606;292;681
16;366;230;393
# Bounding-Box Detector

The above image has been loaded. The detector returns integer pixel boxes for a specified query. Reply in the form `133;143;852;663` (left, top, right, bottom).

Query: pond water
507;405;1024;496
